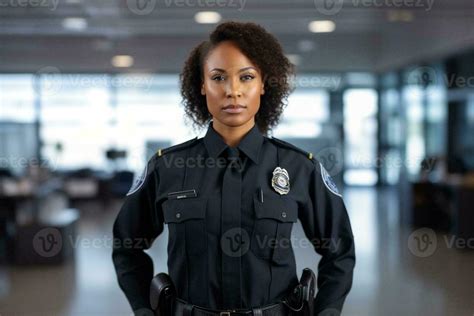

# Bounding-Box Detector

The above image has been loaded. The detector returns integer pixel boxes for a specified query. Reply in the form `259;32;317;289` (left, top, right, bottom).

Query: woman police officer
112;21;355;316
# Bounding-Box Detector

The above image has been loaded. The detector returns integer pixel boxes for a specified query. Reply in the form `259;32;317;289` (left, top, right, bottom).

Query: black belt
173;297;290;316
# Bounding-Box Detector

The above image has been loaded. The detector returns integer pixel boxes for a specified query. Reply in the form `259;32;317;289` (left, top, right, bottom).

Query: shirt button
281;211;287;218
176;212;181;219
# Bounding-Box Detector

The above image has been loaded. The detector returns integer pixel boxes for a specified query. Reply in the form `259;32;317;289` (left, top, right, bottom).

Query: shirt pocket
162;197;208;256
250;193;298;265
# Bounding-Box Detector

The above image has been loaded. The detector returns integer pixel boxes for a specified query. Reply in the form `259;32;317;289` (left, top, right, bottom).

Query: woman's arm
112;157;164;313
299;160;356;315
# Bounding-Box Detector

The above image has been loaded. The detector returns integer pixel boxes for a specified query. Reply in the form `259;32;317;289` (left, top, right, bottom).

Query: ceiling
1;0;474;73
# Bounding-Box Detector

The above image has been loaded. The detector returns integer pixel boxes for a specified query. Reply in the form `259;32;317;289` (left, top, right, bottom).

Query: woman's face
201;40;264;129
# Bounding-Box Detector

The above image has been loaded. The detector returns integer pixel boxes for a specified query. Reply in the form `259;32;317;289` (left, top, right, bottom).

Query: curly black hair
180;21;295;135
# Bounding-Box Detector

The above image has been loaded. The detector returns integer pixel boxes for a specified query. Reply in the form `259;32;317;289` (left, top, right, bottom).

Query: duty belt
173;297;290;316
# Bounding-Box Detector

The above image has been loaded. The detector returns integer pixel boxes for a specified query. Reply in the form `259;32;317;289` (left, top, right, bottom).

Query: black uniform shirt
112;121;355;314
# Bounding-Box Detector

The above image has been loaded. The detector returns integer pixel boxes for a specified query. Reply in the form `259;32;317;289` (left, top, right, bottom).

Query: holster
150;273;177;316
283;268;316;316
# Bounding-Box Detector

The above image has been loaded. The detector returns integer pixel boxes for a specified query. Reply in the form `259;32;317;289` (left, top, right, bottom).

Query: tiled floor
0;187;473;316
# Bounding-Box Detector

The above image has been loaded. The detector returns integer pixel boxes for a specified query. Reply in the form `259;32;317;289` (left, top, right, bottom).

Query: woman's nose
225;77;242;98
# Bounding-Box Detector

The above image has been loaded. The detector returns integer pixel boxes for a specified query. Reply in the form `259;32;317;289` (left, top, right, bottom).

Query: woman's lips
222;105;246;114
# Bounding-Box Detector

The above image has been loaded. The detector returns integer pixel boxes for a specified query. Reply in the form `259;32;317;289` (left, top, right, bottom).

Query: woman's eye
212;75;225;81
241;74;255;81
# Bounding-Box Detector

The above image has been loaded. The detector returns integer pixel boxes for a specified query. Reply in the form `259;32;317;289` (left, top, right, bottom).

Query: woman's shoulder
265;136;317;164
156;136;202;158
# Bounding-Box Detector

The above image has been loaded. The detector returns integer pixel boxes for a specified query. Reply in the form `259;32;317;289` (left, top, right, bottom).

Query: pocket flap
163;197;207;223
253;195;297;223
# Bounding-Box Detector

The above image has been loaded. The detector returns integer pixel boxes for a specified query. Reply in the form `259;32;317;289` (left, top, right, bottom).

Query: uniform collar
203;121;263;164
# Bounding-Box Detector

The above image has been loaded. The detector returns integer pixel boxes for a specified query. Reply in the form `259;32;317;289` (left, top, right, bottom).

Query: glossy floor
0;187;473;316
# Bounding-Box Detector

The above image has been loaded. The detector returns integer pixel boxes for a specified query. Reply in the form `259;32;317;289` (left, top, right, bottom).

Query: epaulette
157;137;199;157
268;136;315;161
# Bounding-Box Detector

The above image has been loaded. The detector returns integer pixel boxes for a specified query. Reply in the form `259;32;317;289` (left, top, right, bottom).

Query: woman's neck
212;119;255;147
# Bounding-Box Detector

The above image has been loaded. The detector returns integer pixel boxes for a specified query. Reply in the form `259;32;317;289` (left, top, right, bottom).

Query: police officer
112;21;355;316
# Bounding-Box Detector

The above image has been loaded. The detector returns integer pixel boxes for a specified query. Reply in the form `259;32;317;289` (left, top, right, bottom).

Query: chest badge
271;167;290;195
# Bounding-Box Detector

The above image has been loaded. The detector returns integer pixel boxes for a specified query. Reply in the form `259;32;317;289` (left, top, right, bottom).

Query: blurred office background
1;1;474;315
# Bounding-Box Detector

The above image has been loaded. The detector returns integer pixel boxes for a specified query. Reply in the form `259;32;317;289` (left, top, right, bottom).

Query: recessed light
62;17;87;31
111;55;134;68
308;20;335;33
194;11;222;24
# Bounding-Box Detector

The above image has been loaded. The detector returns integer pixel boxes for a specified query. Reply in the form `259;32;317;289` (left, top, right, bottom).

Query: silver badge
271;167;290;195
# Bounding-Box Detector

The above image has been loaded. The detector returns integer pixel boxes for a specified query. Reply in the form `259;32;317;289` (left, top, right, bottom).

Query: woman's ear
261;85;265;95
201;82;205;95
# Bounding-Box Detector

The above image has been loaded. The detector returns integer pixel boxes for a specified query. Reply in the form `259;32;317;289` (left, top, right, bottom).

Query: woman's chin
216;115;252;128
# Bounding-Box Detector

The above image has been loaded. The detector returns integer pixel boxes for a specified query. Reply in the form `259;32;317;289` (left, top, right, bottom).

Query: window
40;74;112;170
272;88;329;138
343;89;378;185
0;74;36;123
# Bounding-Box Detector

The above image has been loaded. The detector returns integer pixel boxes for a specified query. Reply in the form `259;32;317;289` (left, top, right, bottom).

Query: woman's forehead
204;41;258;72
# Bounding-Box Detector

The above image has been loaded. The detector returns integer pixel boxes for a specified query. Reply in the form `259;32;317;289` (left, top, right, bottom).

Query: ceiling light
62;17;87;31
111;55;134;68
308;20;336;33
194;11;222;24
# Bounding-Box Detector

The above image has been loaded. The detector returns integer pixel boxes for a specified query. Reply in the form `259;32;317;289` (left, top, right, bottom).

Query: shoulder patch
268;137;314;160
126;163;148;196
158;137;199;157
319;162;342;197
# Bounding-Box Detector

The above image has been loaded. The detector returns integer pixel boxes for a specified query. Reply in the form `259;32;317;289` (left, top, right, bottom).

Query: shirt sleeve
299;160;356;315
111;157;164;313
